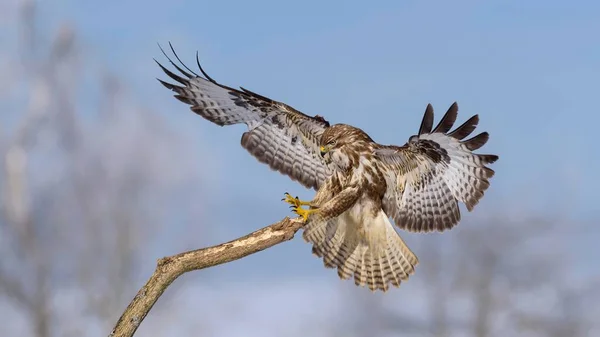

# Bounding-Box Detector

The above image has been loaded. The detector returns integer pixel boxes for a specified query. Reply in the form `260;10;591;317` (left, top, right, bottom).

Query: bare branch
109;217;304;337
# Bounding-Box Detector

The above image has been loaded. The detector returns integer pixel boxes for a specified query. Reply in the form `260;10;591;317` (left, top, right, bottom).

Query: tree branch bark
109;216;304;337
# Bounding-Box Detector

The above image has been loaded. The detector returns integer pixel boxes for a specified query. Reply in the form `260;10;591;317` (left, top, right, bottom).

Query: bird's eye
328;140;337;147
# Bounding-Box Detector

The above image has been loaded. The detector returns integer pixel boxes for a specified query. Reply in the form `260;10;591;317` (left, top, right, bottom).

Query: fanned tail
302;210;418;292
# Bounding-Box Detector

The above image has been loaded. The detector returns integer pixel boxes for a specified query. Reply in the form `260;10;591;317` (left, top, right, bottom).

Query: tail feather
337;245;361;280
354;247;369;288
302;210;418;292
382;246;401;287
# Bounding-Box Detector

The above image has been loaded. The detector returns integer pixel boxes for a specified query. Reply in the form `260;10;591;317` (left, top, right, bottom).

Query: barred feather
303;206;418;292
378;102;498;232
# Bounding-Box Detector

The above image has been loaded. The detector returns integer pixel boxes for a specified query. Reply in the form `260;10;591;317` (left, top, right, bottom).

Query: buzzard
156;45;498;292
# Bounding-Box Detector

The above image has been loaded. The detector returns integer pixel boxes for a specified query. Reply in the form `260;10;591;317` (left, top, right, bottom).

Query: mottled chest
353;158;387;196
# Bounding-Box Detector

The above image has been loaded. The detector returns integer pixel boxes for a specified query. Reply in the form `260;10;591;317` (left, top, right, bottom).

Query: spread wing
377;102;498;232
155;44;332;190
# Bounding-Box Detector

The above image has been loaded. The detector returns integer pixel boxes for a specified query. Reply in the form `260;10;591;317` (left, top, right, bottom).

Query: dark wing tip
418;103;434;135
167;41;199;77
156;42;252;98
156;42;224;88
478;154;499;164
156;78;181;91
195;50;218;84
463;132;489;151
154;57;190;86
156;42;197;80
449;114;480;140
432;102;459;133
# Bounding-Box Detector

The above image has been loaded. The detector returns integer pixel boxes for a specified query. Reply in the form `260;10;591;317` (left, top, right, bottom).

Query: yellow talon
292;206;316;222
282;192;315;221
282;192;311;208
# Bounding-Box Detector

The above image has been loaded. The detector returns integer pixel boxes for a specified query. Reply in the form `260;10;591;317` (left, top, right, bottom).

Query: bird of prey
156;45;498;292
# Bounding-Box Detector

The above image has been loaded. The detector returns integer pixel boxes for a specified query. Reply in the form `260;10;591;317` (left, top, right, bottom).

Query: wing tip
156;42;224;87
431;102;459;133
418;103;434;135
463;131;489;150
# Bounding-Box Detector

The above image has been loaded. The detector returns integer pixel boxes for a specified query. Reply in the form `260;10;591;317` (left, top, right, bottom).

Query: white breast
340;196;391;250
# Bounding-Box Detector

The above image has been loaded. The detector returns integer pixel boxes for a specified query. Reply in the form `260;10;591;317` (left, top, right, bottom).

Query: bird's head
320;124;373;170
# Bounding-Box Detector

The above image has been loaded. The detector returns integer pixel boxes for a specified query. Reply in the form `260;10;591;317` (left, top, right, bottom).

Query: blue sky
58;0;599;295
58;0;600;215
3;0;600;335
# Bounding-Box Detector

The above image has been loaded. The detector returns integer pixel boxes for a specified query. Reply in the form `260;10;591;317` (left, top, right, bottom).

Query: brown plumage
156;44;499;292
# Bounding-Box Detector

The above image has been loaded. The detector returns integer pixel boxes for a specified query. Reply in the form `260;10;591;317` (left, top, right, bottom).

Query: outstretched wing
377;103;498;232
155;44;332;190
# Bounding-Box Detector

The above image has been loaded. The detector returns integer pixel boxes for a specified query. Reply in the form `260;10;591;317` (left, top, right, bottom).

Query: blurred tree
0;1;203;336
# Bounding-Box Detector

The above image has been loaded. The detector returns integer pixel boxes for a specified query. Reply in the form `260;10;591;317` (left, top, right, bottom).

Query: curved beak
319;146;326;157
